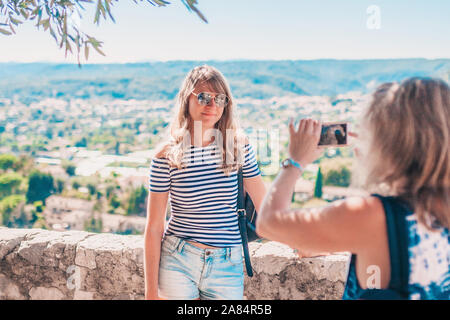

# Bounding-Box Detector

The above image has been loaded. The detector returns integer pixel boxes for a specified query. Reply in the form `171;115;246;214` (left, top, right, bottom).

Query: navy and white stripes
149;143;260;247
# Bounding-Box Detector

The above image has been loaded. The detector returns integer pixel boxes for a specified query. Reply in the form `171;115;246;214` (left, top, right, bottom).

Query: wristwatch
281;158;304;172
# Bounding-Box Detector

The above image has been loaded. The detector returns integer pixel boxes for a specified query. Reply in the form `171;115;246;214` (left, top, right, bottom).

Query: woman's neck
190;126;215;147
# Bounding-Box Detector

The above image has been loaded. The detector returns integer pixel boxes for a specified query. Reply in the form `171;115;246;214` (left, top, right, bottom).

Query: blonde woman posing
144;65;266;300
257;77;450;299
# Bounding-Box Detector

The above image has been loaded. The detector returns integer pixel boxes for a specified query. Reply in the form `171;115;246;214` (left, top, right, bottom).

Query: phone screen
318;123;348;146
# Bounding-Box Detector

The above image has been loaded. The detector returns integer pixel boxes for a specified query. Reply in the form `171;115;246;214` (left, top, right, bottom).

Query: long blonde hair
159;65;244;175
360;77;450;229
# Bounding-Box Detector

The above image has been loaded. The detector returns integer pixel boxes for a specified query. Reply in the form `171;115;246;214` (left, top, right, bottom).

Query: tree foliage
0;153;19;171
0;194;25;226
0;0;206;64
126;184;147;215
0;172;23;198
84;214;102;232
63;161;76;176
320;157;353;187
324;167;351;187
26;169;54;204
314;167;323;199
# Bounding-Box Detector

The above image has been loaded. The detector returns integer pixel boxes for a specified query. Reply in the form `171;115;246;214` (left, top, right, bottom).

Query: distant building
294;179;315;202
101;213;147;234
322;186;369;201
49;210;92;231
44;196;95;232
36;164;69;179
117;175;148;190
35;157;61;166
290;179;369;202
45;195;94;214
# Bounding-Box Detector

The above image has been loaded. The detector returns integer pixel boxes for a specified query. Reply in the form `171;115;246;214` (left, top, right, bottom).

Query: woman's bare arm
256;119;387;254
256;170;391;287
243;175;266;214
144;190;169;300
257;175;385;254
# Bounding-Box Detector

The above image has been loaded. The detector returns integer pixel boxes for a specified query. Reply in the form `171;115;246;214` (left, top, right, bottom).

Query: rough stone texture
0;227;350;300
244;241;350;300
0;273;25;299
29;286;65;300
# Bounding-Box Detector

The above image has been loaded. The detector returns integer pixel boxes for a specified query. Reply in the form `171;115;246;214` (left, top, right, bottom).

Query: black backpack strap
237;167;253;277
363;194;410;299
237;167;245;210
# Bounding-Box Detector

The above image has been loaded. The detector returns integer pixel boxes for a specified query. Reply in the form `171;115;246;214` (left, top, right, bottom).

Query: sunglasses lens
196;92;228;107
214;94;229;107
197;92;211;106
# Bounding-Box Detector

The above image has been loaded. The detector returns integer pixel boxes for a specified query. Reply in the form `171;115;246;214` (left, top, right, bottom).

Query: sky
0;0;449;63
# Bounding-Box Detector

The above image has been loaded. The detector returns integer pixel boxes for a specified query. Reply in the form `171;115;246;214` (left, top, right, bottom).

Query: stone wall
0;227;350;300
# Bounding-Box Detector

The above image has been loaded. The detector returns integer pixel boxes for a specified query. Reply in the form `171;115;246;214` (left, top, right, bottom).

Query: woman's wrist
288;155;309;169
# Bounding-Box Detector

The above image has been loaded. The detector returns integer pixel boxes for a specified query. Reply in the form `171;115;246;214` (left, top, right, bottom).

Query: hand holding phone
318;122;349;147
288;118;323;168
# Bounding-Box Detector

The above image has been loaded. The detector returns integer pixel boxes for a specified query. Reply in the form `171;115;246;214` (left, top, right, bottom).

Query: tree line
0;153;148;230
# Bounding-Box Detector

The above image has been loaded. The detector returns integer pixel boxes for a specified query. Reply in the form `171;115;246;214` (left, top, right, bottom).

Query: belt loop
227;247;231;260
176;238;185;253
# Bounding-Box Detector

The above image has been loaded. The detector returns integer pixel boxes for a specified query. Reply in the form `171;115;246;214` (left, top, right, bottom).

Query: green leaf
43;20;50;31
8;23;15;34
0;28;12;35
153;0;170;6
92;44;105;56
99;2;106;18
181;0;207;23
104;0;115;23
49;26;57;42
84;44;89;60
94;3;101;24
38;18;49;26
94;0;106;24
20;9;29;20
75;34;81;53
9;16;23;26
65;40;73;57
31;7;40;16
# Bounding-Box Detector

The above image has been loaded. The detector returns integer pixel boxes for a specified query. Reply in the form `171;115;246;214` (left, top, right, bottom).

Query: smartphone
318;121;348;147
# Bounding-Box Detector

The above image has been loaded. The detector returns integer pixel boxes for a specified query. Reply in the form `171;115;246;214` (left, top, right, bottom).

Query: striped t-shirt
148;142;260;247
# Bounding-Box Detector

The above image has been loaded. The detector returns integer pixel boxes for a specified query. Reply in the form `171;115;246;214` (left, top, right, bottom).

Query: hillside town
0;92;371;234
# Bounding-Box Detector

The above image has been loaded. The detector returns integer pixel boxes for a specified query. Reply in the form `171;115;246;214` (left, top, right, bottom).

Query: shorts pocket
229;247;244;266
161;236;180;256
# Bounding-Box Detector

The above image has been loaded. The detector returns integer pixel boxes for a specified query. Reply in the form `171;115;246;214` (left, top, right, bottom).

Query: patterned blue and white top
406;212;450;299
343;195;450;299
148;142;260;247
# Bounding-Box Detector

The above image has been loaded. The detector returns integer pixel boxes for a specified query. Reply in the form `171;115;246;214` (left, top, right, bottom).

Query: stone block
0;274;25;299
29;286;65;300
0;228;351;300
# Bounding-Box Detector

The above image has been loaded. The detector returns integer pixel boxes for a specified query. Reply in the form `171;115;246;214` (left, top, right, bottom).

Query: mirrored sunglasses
192;92;229;108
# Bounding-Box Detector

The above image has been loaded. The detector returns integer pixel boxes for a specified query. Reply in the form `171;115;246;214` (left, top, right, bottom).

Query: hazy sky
0;0;449;63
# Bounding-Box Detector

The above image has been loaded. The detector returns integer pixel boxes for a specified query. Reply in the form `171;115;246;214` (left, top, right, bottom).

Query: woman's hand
288;118;323;168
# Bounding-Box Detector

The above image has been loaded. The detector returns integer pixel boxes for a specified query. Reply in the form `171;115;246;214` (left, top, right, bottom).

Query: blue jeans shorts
158;235;244;300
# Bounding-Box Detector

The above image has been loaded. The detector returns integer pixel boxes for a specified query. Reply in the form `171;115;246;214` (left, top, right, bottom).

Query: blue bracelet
281;158;304;172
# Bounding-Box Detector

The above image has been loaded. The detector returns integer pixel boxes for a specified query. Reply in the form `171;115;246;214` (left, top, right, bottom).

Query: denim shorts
158;235;244;300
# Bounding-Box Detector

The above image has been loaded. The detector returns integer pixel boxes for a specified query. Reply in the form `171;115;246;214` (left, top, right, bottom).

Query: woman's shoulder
153;142;171;159
339;195;399;214
333;196;386;229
